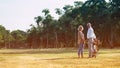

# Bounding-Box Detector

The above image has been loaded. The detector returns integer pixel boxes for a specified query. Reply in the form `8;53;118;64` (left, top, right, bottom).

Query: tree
107;0;120;48
63;5;73;14
42;9;53;48
11;30;27;48
34;16;42;28
74;1;83;7
27;24;38;48
0;25;6;48
55;8;63;15
42;9;50;16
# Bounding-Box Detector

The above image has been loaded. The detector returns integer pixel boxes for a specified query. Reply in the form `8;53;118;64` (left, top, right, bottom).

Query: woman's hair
78;25;83;31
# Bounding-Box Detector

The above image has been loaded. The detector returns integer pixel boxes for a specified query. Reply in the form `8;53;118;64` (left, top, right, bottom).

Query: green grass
0;48;120;68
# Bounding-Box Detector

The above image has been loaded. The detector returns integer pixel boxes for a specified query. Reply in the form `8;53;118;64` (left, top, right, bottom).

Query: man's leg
88;38;93;58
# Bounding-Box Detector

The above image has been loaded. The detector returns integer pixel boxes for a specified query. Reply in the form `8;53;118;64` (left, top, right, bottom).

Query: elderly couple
78;23;96;58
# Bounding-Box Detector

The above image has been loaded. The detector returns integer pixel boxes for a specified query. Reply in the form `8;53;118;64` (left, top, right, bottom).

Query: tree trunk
109;27;114;49
40;37;43;48
46;32;48;48
55;32;58;48
75;27;77;47
8;36;10;48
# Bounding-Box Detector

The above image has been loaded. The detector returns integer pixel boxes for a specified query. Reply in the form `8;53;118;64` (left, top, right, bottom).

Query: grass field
0;48;119;68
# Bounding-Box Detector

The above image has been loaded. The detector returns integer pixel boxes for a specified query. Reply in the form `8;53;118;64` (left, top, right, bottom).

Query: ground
0;48;120;68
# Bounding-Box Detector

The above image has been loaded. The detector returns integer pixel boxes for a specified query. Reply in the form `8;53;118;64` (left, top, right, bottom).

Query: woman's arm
78;31;80;44
79;32;85;44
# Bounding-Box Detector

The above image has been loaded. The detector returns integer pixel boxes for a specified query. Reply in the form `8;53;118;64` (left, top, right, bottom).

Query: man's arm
93;29;96;39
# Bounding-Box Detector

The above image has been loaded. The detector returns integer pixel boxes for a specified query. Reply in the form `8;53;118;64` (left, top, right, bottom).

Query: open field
0;48;119;68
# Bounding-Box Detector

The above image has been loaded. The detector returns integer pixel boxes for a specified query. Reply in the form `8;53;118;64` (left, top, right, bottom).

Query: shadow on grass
0;48;77;54
0;48;119;54
39;57;89;60
40;57;76;60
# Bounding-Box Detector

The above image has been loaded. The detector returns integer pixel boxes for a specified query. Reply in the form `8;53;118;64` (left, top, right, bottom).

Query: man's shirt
87;27;96;39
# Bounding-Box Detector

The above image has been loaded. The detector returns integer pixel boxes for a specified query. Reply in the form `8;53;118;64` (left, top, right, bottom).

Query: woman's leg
81;44;84;58
78;45;81;58
78;44;84;58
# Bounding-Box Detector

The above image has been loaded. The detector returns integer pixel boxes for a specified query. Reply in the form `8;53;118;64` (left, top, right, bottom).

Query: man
77;25;85;58
87;23;96;58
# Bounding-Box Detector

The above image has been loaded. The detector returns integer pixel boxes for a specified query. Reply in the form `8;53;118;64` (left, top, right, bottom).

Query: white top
87;27;96;39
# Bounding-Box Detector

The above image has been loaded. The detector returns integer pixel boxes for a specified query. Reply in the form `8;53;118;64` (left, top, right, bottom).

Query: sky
0;0;105;32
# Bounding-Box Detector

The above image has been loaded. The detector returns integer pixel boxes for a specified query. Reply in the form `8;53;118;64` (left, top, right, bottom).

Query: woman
77;25;85;58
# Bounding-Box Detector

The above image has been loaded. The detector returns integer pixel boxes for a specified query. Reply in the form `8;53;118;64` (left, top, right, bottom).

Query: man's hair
87;23;91;27
87;23;91;26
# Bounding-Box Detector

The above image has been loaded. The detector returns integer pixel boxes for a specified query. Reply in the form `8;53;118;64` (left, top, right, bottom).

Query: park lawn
0;48;119;68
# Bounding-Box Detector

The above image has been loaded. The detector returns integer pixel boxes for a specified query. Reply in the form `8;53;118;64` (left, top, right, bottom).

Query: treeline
0;0;120;49
0;25;27;48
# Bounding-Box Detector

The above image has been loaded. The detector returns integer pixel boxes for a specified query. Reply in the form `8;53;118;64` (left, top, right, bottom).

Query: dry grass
0;48;119;68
